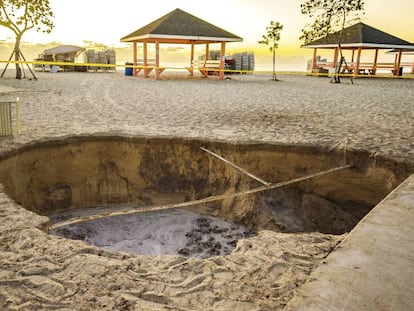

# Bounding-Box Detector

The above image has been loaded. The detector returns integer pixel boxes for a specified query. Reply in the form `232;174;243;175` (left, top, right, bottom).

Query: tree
258;21;283;81
300;0;364;82
0;0;54;79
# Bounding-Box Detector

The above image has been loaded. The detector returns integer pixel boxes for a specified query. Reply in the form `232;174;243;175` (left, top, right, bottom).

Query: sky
1;0;413;70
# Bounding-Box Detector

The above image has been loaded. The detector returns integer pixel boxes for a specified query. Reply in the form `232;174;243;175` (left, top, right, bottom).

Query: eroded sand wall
0;136;412;229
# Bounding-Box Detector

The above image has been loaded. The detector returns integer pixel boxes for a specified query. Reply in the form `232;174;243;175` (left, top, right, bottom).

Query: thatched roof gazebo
303;23;414;76
120;8;243;79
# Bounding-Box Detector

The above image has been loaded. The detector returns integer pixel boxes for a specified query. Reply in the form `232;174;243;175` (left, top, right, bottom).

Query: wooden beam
133;41;137;76
201;43;210;77
205;43;210;63
155;41;161;80
355;47;362;77
200;147;270;186
372;48;379;75
50;164;353;230
189;42;195;76
219;42;226;80
394;50;403;76
143;41;149;78
333;47;339;69
312;48;317;70
412;58;414;74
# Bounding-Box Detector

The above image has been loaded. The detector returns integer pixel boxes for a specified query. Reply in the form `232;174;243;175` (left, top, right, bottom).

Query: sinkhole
0;135;412;258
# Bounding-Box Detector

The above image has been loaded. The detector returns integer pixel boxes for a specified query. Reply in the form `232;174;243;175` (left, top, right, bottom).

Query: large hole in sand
0;136;412;258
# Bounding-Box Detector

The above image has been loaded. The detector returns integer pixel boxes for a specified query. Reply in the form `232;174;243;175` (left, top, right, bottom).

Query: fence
0;98;20;136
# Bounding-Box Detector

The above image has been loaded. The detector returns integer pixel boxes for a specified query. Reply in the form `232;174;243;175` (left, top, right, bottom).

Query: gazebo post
393;49;403;76
354;47;362;77
155;41;161;80
143;41;150;78
311;48;318;71
333;47;339;70
411;57;414;74
189;42;195;76
200;43;210;77
219;42;226;80
205;43;210;65
372;48;379;75
133;41;138;76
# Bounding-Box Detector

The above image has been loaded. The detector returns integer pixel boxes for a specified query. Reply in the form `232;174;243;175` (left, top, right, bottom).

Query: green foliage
0;0;54;36
0;0;54;79
258;21;283;52
300;0;364;44
258;21;283;81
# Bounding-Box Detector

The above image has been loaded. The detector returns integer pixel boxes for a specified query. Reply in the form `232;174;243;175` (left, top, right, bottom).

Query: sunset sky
1;0;413;70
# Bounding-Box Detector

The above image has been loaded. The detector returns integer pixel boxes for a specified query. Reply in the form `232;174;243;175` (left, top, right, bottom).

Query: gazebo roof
42;45;85;56
303;22;414;49
120;8;242;44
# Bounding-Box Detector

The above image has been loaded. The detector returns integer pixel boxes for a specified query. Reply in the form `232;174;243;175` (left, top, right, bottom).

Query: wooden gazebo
120;8;242;79
303;22;414;76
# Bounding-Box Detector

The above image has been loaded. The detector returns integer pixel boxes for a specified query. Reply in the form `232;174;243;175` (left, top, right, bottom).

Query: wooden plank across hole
200;147;270;186
50;163;353;230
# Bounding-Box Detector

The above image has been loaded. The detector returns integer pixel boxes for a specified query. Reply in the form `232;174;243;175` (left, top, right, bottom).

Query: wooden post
312;48;318;71
412;57;414;74
394;50;403;76
133;41;137;76
355;47;362;77
200;147;270;186
155;41;160;80
333;47;339;70
143;41;149;78
189;42;195;76
205;43;210;64
200;43;210;77
219;42;226;80
372;48;379;75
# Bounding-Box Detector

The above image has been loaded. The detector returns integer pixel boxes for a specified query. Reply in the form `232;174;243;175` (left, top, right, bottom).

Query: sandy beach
0;71;413;160
1;71;414;310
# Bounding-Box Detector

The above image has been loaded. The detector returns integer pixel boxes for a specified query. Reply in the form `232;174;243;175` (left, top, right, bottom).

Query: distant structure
34;45;116;72
85;49;116;72
302;22;414;76
199;50;255;74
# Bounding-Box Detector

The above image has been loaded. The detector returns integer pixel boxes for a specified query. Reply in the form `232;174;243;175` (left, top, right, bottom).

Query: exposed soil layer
0;135;412;235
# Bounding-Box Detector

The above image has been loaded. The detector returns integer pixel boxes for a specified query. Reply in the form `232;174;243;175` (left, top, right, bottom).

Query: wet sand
50;208;251;258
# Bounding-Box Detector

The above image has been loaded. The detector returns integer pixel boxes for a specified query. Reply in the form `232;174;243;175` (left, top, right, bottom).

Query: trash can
398;66;403;77
50;65;59;73
125;62;133;76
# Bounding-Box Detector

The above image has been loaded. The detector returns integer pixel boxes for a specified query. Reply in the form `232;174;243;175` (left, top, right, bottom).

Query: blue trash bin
125;62;133;76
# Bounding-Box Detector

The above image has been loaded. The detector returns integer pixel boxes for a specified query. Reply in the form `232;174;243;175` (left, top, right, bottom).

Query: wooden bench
134;59;166;78
187;60;221;77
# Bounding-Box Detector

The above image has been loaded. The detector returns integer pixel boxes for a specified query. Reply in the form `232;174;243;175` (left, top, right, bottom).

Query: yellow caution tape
1;59;413;79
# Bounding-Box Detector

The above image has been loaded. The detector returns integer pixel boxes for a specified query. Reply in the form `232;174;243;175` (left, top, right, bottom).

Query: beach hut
303;22;414;76
36;45;86;72
120;8;243;79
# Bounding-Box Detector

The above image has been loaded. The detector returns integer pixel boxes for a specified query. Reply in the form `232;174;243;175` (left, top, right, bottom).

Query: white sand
0;71;413;160
1;71;413;310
